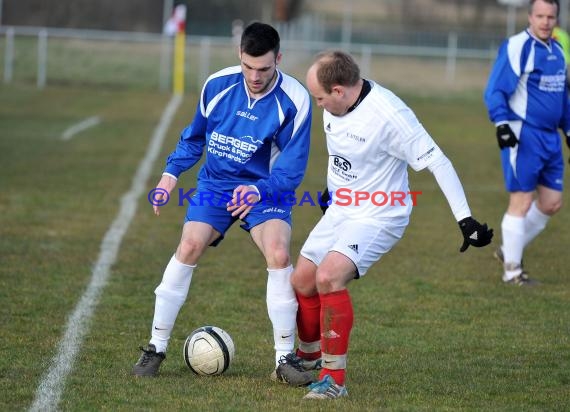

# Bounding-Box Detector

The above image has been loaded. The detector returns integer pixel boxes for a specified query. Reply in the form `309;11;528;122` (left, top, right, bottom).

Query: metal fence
0;24;504;95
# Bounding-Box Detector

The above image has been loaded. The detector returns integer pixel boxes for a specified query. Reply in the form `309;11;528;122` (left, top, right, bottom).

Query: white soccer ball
183;326;235;376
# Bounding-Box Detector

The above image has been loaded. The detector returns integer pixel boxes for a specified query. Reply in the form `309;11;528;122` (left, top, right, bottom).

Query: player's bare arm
153;174;177;216
226;184;260;219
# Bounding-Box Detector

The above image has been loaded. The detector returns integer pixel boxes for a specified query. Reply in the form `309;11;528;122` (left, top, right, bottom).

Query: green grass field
1;83;569;411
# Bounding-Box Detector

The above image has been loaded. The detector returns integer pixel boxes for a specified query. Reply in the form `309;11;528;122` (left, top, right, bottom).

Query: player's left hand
227;185;260;220
458;217;493;253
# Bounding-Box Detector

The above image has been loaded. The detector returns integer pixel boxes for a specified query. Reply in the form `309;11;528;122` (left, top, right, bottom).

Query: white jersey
324;81;444;220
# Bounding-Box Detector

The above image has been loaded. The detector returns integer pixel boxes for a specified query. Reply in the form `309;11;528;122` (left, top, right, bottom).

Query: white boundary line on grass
61;116;101;141
30;94;183;412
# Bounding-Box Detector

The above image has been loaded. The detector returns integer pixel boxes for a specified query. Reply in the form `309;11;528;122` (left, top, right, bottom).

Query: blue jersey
484;29;570;132
164;66;312;197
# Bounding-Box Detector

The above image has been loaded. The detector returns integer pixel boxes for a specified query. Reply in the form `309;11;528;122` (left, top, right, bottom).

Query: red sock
318;289;353;386
295;292;321;360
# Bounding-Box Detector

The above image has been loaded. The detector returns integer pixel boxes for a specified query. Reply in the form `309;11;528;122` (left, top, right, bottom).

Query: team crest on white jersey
330;155;358;182
332;155;351;171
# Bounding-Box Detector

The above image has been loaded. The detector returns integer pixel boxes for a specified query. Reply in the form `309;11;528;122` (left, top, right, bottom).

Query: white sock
150;255;195;353
523;201;550;248
501;214;525;280
266;265;297;367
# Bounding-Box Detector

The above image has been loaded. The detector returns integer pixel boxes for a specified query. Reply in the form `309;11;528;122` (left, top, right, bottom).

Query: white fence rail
0;25;501;94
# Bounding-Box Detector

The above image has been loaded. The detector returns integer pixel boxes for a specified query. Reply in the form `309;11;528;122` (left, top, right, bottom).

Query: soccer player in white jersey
273;50;493;399
132;22;312;377
484;0;570;285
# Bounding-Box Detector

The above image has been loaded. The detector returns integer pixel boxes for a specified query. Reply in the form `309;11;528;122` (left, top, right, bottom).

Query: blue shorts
184;189;292;246
501;122;564;192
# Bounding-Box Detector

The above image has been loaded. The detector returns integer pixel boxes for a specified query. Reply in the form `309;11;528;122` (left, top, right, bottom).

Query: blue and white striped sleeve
484;39;522;124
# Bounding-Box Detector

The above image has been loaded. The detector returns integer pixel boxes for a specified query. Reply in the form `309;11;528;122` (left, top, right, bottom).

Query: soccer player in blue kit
133;22;312;376
484;0;570;285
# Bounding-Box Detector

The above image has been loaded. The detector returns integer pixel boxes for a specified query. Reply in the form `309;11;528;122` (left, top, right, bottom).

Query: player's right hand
152;175;177;216
496;124;518;149
227;185;260;220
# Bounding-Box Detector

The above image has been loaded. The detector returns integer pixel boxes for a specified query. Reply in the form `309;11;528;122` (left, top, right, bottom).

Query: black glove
458;217;494;253
496;124;518;149
318;187;331;214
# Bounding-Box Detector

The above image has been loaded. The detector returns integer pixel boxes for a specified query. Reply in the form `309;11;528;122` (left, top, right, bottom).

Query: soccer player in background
273;50;493;399
484;0;570;285
132;22;312;377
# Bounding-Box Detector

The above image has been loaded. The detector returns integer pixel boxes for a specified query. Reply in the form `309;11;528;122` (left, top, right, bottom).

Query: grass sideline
1;84;569;411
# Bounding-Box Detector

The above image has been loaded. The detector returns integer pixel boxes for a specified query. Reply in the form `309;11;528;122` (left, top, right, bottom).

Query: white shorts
300;210;408;277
